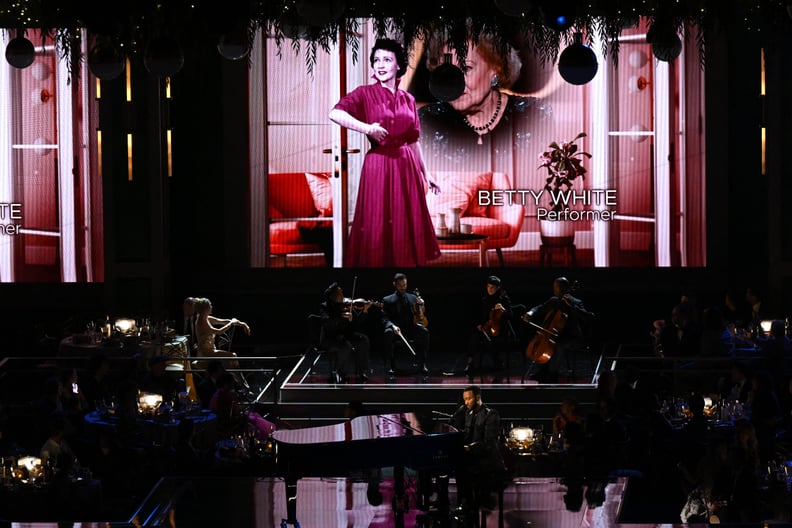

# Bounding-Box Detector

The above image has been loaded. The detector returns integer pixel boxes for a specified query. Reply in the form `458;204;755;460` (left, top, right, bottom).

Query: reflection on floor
160;475;634;528
259;476;630;528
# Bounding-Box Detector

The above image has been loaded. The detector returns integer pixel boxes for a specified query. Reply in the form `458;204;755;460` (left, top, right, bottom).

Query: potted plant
537;132;592;238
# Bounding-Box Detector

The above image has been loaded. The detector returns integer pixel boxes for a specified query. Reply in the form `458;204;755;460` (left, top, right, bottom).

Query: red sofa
268;172;333;262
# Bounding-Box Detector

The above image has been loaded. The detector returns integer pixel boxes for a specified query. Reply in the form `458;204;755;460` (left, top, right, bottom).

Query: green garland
0;0;789;76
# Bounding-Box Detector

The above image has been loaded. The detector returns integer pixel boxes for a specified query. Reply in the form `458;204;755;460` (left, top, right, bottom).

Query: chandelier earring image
490;74;500;88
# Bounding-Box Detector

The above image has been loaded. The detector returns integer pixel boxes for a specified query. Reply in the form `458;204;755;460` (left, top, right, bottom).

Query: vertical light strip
166;129;173;177
125;57;132;102
761;48;766;176
97;130;103;179
165;77;173;176
127;133;133;181
95;77;101;100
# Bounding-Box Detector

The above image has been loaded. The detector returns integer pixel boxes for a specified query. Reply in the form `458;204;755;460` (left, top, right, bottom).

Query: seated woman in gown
193;297;250;368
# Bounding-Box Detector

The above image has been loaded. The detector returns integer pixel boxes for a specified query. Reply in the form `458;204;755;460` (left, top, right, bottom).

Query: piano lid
271;412;451;445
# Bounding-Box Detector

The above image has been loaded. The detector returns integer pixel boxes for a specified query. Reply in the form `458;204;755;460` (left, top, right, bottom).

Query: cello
481;304;506;340
524;307;567;364
523;281;580;363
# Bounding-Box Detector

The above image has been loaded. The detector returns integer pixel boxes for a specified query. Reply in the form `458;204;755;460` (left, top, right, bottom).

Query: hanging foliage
0;0;790;78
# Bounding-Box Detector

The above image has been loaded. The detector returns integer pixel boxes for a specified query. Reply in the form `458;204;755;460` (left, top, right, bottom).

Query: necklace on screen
464;91;502;145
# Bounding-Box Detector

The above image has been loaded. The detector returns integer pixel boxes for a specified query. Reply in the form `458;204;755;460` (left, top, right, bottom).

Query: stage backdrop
249;19;706;269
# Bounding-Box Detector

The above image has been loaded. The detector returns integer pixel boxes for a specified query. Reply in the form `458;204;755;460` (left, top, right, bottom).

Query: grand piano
271;411;463;528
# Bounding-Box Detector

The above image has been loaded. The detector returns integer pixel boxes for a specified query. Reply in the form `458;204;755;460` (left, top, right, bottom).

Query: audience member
652;295;700;356
698;307;734;357
757;319;791;392
721;361;752;403
747;370;782;464
197;360;225;409
59;367;88;421
726;422;761;522
677;393;708;479
80;354;113;409
552;397;585;450
139;356;180;402
584;396;629;479
39;414;81;477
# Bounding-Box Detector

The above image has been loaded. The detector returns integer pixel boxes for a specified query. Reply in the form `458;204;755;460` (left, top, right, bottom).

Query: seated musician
455;385;506;516
181;296;197;355
522;277;594;383
381;272;430;378
193;297;250;368
465;275;513;377
318;282;372;383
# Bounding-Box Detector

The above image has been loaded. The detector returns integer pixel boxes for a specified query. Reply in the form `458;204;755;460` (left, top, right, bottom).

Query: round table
84;409;217;449
59;334;189;359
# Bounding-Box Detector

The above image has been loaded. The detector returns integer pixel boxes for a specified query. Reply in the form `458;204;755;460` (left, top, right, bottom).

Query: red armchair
268;172;333;265
426;171;525;266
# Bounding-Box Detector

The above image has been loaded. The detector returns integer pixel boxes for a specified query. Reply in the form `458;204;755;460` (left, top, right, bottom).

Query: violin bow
397;330;418;356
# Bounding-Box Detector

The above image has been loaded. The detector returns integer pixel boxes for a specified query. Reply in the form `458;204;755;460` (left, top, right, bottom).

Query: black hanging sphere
558;41;598;85
88;43;125;80
217;32;250;61
428;62;466;102
5;36;35;69
652;31;682;62
144;36;184;77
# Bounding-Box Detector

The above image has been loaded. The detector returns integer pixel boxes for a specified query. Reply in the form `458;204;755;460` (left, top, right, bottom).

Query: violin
413;289;428;328
350;298;383;311
339;297;382;315
481;303;506;338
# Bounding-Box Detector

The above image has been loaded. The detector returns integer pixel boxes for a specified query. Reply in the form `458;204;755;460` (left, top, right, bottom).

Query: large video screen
252;18;705;269
0;33;104;283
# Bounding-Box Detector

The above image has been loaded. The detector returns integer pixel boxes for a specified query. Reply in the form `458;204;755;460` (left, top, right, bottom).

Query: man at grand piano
381;272;430;378
455;385;506;516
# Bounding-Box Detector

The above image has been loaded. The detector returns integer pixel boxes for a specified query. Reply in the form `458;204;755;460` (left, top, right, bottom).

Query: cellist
464;276;513;377
522;277;594;383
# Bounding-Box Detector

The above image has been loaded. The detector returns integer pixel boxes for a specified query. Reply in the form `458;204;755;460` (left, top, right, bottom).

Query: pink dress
334;83;440;267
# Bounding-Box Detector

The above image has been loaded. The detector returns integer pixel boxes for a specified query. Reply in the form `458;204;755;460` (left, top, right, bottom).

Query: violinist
522;277;594;383
319;282;372;384
464;276;512;377
381;272;430;379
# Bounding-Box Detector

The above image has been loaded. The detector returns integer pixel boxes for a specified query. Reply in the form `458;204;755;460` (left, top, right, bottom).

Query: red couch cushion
268;172;319;218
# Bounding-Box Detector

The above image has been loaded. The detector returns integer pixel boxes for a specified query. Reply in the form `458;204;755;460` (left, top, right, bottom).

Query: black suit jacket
381;291;421;331
462;403;505;474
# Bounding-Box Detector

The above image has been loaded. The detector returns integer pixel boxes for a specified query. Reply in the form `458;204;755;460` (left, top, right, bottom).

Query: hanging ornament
558;33;598;85
651;29;682;62
88;42;126;80
144;36;184;77
428;53;465;102
217;28;250;61
5;34;36;69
